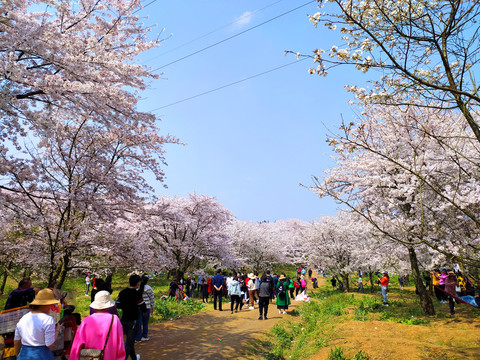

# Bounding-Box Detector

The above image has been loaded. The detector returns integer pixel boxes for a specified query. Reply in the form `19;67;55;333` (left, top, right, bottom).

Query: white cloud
232;11;254;29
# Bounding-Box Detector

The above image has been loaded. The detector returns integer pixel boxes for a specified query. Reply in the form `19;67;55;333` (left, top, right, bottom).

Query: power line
133;0;159;14
150;57;308;111
145;0;286;62
151;0;316;72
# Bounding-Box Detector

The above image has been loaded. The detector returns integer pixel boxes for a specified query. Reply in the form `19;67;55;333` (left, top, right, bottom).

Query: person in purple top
212;269;225;311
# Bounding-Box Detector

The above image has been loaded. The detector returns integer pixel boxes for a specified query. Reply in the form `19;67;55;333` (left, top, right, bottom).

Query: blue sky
136;0;368;222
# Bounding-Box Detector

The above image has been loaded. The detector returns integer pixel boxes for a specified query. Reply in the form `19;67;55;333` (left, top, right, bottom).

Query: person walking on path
300;276;307;294
212;269;225;311
258;274;273;320
201;278;209;303
247;273;256;309
379;272;390;306
70;291;125;360
136;275;155;342
227;276;243;313
253;272;260;304
276;274;291;314
116;274;145;360
272;273;279;301
445;270;459;315
14;289;62;360
287;276;295;299
439;269;449;303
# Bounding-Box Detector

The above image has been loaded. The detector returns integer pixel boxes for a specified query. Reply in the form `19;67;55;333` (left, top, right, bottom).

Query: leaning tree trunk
0;271;8;295
48;255;68;289
0;262;13;295
56;254;71;289
408;246;435;315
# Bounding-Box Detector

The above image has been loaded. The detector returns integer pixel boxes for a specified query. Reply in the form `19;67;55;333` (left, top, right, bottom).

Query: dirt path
136;299;298;359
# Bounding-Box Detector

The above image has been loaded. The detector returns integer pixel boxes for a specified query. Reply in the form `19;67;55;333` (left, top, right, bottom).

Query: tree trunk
408;247;435;315
341;274;350;292
369;272;374;293
0;271;8;295
175;270;185;282
48;257;65;288
57;256;70;290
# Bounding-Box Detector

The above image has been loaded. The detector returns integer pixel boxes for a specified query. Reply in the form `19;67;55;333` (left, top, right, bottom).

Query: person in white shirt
247;273;256;309
14;288;61;360
357;276;365;293
226;273;234;303
136;275;155;342
253;273;261;304
85;275;91;296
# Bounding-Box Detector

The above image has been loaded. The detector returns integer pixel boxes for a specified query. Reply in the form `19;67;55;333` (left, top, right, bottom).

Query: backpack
277;282;286;296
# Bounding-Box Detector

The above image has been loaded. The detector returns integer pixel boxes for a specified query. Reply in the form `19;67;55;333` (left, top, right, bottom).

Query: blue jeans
381;286;388;304
135;311;150;340
18;345;55;360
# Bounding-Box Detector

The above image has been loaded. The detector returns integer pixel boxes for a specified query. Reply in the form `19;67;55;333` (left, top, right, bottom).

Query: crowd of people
329;267;480;314
4;264;478;359
429;268;479;315
3;273;155;360
166;266;315;319
2;267;314;360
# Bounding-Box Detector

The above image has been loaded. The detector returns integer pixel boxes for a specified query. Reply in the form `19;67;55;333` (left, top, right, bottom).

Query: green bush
351;350;370;359
328;347;370;360
329;347;346;360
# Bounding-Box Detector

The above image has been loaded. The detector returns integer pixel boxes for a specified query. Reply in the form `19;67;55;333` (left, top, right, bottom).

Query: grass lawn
244;274;480;360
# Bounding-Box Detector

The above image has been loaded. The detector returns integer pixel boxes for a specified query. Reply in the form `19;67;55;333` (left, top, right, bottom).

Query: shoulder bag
79;314;114;360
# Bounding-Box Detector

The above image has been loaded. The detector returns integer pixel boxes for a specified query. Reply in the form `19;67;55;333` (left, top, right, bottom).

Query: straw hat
30;289;59;306
248;273;254;278
90;290;115;310
279;275;286;280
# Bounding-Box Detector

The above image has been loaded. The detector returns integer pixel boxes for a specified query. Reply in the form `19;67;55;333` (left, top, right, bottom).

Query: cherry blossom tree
301;0;480;143
142;194;234;279
226;219;307;271
301;212;398;292
311;104;480;314
0;0;178;287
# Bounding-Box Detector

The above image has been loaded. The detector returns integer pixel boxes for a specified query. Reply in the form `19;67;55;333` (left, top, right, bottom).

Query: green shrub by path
329;347;370;360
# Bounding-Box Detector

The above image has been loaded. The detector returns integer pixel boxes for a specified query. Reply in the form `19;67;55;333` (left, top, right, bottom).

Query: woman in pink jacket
70;291;126;360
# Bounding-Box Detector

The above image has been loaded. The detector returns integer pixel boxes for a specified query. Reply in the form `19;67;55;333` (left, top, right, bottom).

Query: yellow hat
30;289;59;306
